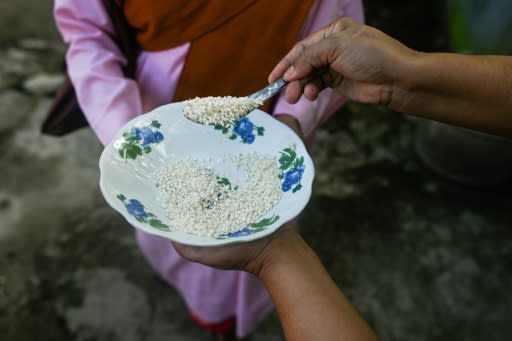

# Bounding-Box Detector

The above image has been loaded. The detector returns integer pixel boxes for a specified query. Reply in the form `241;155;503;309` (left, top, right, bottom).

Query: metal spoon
183;78;288;125
247;78;288;103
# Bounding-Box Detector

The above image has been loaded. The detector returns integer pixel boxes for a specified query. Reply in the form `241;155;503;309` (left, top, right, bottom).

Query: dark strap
103;0;138;78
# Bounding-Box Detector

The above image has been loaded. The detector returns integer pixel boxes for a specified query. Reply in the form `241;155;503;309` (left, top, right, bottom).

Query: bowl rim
99;102;315;246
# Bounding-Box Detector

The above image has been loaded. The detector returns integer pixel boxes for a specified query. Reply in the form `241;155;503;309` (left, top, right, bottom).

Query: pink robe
54;0;364;337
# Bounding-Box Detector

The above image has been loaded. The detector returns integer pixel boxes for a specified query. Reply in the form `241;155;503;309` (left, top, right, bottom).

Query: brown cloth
120;0;314;110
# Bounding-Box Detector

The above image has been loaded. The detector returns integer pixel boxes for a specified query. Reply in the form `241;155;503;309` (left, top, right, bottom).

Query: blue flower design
282;165;305;192
117;194;170;231
119;120;164;160
278;146;305;193
226;227;254;237
153;131;164;143
214;117;264;144
124;199;148;218
233;118;256;144
131;127;165;147
243;133;255;144
216;215;280;240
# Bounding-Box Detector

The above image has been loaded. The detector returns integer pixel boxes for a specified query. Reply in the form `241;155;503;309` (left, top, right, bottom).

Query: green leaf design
118;121;164;161
149;219;170;231
214;124;230;134
217;177;231;187
120;143;143;160
278;148;296;170
292;156;304;169
278;157;292;170
217;177;238;191
118;194;172;232
283;148;296;158
213;118;264;143
278;145;305;194
292;184;302;193
250;215;280;228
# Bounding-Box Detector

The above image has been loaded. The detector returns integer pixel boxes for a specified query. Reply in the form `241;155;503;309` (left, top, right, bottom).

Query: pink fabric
54;0;364;337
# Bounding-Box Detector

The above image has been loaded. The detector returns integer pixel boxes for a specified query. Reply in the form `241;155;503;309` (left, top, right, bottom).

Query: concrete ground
1;1;511;340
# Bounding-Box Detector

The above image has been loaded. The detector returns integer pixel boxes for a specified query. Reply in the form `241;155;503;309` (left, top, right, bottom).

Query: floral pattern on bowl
118;120;164;160
117;194;170;232
99;102;315;246
278;146;305;193
217;215;280;239
214;117;265;144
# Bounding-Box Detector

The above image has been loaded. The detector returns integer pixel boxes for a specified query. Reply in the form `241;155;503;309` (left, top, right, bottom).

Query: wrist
251;228;309;281
388;49;428;113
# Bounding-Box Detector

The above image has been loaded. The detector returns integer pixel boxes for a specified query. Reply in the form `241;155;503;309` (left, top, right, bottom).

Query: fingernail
284;66;295;78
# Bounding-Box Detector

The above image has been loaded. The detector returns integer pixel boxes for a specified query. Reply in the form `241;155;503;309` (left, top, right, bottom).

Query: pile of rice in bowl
155;152;282;237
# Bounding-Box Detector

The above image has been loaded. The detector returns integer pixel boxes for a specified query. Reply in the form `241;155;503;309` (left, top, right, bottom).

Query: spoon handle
247;78;288;102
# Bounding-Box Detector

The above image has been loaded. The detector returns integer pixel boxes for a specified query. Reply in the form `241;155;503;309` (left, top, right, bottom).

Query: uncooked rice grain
183;96;263;125
156;153;282;237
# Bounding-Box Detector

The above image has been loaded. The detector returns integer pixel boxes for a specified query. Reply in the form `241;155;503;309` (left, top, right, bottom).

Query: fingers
172;242;199;261
268;23;333;83
304;83;321;101
282;79;324;103
173;241;237;269
283;66;341;103
268;17;356;83
269;43;314;84
273;30;351;104
283;80;304;104
268;23;336;83
172;222;299;273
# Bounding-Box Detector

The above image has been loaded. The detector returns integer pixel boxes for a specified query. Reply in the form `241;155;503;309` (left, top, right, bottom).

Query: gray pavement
1;1;512;340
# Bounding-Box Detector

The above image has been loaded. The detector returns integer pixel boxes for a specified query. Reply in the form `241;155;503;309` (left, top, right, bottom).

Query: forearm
258;230;378;341
392;53;512;137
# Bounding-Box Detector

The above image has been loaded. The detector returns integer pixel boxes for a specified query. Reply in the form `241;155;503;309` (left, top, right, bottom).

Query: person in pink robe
53;0;364;338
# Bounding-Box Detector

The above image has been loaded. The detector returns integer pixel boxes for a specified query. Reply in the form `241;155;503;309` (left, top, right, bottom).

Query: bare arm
269;18;512;137
173;225;379;341
257;228;379;341
393;53;512;136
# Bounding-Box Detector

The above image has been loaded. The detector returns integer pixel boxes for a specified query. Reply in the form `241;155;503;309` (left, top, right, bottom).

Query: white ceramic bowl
99;102;314;246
